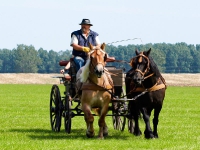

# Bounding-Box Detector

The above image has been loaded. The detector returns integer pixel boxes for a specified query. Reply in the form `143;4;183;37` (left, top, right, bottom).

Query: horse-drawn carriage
50;44;166;139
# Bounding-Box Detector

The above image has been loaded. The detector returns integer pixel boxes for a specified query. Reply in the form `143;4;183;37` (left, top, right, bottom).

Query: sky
0;0;200;51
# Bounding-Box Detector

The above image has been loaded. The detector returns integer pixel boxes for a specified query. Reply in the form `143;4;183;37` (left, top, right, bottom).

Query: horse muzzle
95;69;104;78
133;76;144;85
95;65;104;78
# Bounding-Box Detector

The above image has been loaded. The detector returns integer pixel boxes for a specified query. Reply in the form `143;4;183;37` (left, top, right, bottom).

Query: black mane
148;55;162;78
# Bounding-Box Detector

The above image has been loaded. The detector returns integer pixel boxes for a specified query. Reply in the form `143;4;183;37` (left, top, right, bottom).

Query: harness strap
144;73;154;80
147;78;165;92
125;78;166;99
148;83;165;92
83;77;115;98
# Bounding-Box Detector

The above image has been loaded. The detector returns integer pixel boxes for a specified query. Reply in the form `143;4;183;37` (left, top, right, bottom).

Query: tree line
0;42;200;73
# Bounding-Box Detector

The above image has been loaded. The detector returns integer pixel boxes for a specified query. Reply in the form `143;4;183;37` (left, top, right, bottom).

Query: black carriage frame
50;59;135;134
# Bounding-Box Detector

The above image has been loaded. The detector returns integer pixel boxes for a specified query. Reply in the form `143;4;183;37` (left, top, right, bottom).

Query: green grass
0;85;200;150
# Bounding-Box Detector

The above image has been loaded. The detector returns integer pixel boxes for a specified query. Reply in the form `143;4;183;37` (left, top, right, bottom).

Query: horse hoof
153;134;158;138
98;136;104;140
134;129;142;136
144;130;154;139
103;132;108;137
103;127;108;137
153;132;159;138
145;134;154;139
86;131;95;138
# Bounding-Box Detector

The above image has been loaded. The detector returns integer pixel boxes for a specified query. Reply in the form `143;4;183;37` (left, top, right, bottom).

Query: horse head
88;43;107;78
130;48;151;85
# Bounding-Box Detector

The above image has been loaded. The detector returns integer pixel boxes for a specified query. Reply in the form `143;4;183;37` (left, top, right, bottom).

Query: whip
106;38;143;45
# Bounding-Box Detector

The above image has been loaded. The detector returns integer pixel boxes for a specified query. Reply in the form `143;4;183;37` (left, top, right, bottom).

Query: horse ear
89;43;93;50
146;48;151;56
101;43;106;51
135;49;139;55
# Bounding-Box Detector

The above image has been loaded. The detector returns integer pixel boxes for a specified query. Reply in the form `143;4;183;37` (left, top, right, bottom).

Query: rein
113;59;130;64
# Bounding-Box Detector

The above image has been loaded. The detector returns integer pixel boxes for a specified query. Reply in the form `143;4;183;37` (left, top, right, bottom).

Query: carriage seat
65;74;71;81
59;60;69;66
59;58;74;81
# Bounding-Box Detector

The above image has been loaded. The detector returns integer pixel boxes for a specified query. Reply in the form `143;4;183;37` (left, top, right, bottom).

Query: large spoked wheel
112;88;127;131
64;94;72;134
112;102;126;131
50;85;62;132
128;119;135;133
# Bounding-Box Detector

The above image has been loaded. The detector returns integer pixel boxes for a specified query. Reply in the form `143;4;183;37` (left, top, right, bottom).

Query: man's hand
82;47;90;53
60;69;65;74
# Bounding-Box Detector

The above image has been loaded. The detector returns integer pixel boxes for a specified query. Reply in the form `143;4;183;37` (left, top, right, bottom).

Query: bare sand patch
162;73;200;86
0;73;61;84
0;73;200;86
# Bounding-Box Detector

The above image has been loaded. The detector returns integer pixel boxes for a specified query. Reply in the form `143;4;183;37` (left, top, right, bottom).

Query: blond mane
80;58;91;82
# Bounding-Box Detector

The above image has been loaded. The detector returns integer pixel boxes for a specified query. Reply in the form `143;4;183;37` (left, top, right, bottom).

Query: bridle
87;49;115;97
88;49;106;74
131;52;154;80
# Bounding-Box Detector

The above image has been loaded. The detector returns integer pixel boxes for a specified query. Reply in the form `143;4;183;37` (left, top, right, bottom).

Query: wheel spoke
52;117;56;126
51;106;55;112
64;95;72;134
52;98;56;105
50;85;62;132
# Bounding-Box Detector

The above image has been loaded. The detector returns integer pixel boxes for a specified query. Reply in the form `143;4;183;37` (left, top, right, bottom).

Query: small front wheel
112;87;127;131
112;102;126;131
64;94;72;134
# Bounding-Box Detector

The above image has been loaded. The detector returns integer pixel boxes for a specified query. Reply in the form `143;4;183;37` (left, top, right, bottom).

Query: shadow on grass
7;128;130;140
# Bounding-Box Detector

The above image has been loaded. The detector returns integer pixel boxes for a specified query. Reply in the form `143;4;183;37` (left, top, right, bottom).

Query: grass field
0;84;200;150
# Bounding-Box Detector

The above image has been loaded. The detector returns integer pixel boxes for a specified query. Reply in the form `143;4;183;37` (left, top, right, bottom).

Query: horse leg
153;107;162;138
141;107;154;139
103;122;108;137
82;104;95;138
133;109;142;136
92;107;108;136
98;105;109;139
129;100;141;136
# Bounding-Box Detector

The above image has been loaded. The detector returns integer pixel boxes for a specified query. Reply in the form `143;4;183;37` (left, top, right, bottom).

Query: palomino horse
125;48;166;139
76;43;113;139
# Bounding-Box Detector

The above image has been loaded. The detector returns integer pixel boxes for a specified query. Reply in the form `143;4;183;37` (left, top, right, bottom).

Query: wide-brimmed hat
79;19;93;26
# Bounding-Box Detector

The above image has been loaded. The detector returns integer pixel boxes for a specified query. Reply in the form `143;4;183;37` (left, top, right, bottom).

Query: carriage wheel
128;119;135;133
112;88;127;131
112;101;126;131
50;85;62;132
64;94;72;134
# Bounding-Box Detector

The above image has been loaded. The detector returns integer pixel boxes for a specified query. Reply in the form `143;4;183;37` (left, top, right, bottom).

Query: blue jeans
73;56;85;71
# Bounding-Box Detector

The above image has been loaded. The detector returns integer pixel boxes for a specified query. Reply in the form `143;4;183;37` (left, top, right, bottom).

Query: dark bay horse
125;48;166;139
76;43;113;139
